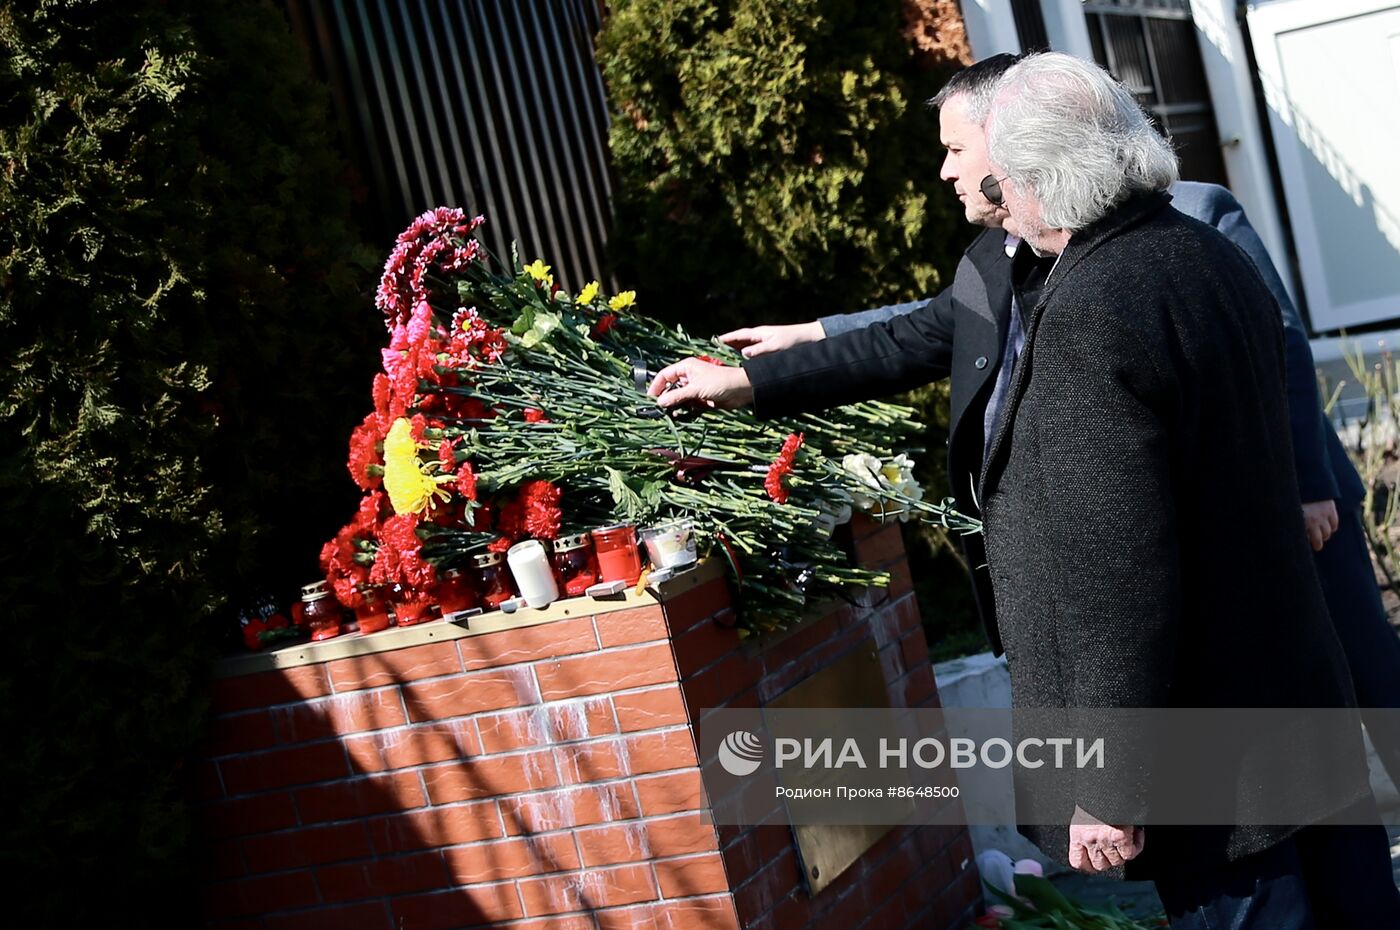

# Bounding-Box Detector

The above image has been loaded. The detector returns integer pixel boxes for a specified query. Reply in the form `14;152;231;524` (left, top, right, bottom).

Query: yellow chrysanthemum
382;418;445;515
608;290;636;312
577;280;600;305
523;259;552;282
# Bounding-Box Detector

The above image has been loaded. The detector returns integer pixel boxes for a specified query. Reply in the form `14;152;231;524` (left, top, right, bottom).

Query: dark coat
745;226;1015;648
745;193;1369;877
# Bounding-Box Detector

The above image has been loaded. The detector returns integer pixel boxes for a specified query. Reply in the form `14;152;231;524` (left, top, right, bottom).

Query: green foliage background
0;1;377;921
597;0;984;657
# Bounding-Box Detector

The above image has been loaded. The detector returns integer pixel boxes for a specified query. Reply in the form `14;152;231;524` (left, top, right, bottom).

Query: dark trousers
1154;801;1400;928
1317;509;1400;786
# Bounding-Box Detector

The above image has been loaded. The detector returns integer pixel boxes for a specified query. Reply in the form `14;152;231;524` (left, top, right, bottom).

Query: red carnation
455;461;478;501
764;432;804;504
520;480;562;540
523;408;549;423
591;312;618;338
348;413;383;491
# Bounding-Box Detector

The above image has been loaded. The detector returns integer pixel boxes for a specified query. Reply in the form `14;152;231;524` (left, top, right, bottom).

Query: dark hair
929;53;1024;123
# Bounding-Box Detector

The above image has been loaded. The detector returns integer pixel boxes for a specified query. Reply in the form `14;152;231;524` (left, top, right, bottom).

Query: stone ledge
216;557;724;679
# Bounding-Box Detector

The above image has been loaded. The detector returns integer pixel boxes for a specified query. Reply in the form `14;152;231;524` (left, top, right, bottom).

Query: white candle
507;540;560;608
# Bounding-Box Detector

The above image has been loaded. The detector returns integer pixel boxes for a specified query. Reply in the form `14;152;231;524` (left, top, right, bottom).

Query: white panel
1249;0;1400;331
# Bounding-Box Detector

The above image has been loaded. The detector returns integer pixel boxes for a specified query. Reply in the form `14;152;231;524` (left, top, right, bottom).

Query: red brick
205;711;277;757
403;666;540;722
273;689;407;743
547;696;618;741
900;664;936;709
596;604;669;648
508;919;597;930
477;707;552;754
645;813;719;858
853;522;905;566
264;901;392;930
767;892;813;930
626;729;699;775
672;618;742;679
368;801;503;853
655;851;729;897
459;615;599;670
295;771;426;824
327;640;463;692
391;883;523;929
577;822;652;866
653;895;741;930
734;849;800;924
759;615;837;672
879;641;904;685
536;643;678;701
864;840;919;909
554;739;628;784
241;821;371;872
519;863;658;916
887;559;914;597
614;685;688;732
203;871;318;919
595;906;662;930
316;851;451;903
890;593;921;635
635;770;706;816
345;720;480;772
900;630;930;675
219;741;349;794
197;792;298;839
500;783;639;835
862;886;909;930
422;751;559;803
662;577;732;635
211;665;332;713
443;833;580;883
680;652;761;714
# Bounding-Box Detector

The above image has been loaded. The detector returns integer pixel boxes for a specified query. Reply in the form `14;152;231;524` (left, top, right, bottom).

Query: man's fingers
647;360;691;398
718;329;758;348
1068;842;1085;870
1307;523;1325;552
1099;843;1124;868
655;380;702;409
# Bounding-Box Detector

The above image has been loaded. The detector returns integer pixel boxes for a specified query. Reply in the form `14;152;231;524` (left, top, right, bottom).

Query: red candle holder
434;569;477;616
470;551;516;610
355;586;390;634
301;581;343;642
591;524;642;585
553;533;598;597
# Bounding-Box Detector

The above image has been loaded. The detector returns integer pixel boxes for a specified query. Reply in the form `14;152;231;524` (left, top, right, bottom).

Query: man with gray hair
972;51;1398;925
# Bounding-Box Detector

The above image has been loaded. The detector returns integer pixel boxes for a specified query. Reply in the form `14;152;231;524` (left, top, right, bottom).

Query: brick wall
193;517;983;929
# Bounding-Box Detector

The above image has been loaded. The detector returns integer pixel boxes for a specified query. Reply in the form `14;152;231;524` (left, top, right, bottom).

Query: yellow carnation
382;418;443;515
523;259;552;282
577;280;600;305
608;290;636;311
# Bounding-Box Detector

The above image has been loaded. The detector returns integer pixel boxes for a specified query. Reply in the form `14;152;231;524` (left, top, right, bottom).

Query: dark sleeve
819;299;930;338
1023;301;1180;822
1206;189;1340;503
744;286;957;419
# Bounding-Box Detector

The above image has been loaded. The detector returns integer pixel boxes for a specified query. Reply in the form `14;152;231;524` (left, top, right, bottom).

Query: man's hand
1067;806;1144;874
719;321;825;358
1303;499;1339;552
647;358;754;410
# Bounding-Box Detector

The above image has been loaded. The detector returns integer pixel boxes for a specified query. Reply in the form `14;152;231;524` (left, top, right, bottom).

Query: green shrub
0;1;375;921
598;0;984;657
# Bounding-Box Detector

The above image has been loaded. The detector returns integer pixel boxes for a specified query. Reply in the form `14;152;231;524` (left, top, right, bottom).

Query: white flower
841;452;924;522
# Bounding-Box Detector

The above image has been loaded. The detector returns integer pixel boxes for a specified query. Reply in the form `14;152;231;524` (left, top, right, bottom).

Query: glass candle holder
434;569;477;616
553;533;598;597
591;524;642;585
301;581;343;642
355;585;390;634
471;551;516;610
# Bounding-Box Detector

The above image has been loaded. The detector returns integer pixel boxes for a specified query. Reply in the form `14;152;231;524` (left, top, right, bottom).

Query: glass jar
435;569;477;616
471;551;516;610
553;533;598;597
301;580;343;641
355;585;390;634
591;524;642;585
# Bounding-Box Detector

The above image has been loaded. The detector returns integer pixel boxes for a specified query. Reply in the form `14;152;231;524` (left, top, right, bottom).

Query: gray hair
985;52;1179;231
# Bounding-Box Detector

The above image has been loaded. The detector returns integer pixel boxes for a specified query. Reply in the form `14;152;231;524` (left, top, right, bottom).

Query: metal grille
1086;4;1228;186
283;0;616;288
1010;0;1051;52
1082;0;1192;16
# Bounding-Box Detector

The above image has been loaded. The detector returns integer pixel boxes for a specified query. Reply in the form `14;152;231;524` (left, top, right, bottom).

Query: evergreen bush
0;1;375;920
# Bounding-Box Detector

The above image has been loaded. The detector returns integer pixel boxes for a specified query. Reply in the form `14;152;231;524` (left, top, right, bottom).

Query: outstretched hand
719;321;825;358
647;358;754;410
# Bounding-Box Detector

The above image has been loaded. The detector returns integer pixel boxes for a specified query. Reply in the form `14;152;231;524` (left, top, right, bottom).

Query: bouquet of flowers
321;206;978;633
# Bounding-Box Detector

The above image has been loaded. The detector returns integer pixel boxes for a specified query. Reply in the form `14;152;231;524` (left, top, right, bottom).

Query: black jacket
745;227;1014;648
746;193;1368;875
